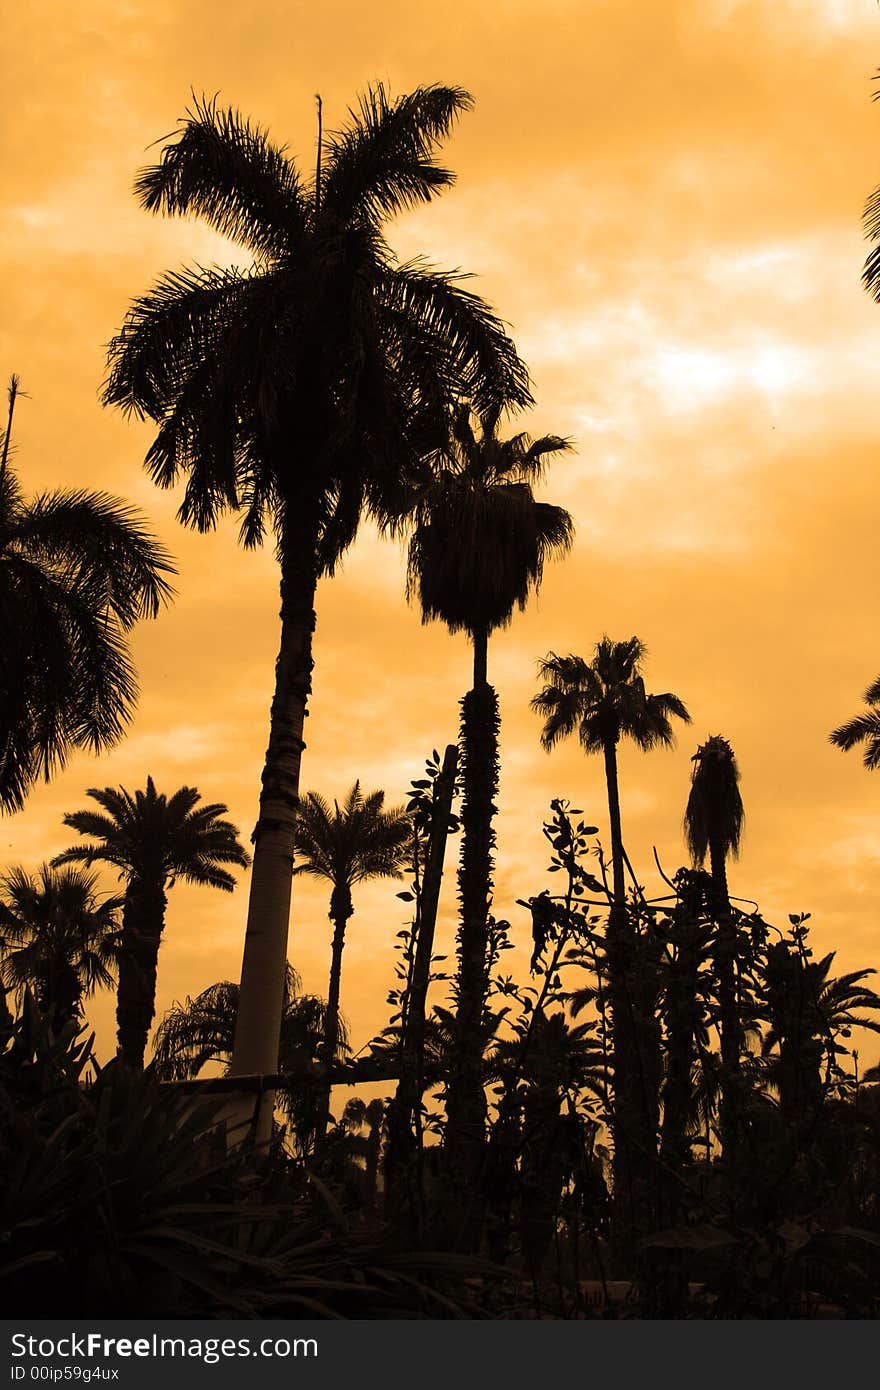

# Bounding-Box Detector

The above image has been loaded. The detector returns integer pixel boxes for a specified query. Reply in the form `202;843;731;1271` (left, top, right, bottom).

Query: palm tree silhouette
152;965;339;1150
293;781;411;1132
684;735;745;1159
761;944;880;1118
830;676;880;769
0;378;174;813
0;864;122;1032
102;89;530;1119
54;779;249;1070
406;405;572;1190
487;1010;605;1272
532;637;689;1240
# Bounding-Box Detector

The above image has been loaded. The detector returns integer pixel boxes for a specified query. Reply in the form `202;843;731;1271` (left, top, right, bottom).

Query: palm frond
323;83;472;221
135;94;307;259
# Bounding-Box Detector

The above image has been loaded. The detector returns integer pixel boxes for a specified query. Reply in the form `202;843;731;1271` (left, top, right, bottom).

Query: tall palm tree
406;405;573;1194
152;965;340;1151
54;779;250;1071
830;677;880;769
293;781;411;1132
684;735;745;1159
0;378;174;814
0;864;122;1032
102;89;530;1126
532;637;690;1242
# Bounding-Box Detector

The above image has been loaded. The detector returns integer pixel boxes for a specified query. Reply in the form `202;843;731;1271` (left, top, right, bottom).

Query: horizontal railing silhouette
158;1053;445;1094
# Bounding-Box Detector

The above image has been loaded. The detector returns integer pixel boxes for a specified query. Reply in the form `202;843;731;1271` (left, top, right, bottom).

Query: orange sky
4;0;880;1072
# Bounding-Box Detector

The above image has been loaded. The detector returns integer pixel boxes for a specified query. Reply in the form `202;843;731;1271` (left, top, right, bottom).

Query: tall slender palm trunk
38;959;82;1036
659;916;702;1198
229;520;320;1142
601;738;659;1257
316;884;352;1137
709;841;740;1161
116;879;167;1071
445;628;498;1240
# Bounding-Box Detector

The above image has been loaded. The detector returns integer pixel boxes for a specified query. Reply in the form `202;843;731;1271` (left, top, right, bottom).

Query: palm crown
684;735;745;868
103;88;531;565
0;397;174;812
405;405;574;641
293;782;411;900
0;864;122;1026
533;637;691;753
830;676;880;770
55;778;251;889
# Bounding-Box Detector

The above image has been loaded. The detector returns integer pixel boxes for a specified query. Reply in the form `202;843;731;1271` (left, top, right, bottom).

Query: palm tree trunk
116;879;167;1071
603;738;626;913
660;918;702;1194
710;838;739;1161
229;519;320;1143
444;632;498;1244
317;884;352;1137
601;738;658;1262
0;375;19;496
472;625;488;689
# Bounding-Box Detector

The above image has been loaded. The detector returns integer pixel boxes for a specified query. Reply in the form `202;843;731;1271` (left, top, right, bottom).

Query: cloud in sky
4;0;880;1068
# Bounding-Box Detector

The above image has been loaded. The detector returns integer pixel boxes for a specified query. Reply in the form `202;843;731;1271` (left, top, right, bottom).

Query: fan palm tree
830;677;880;769
532;637;690;1240
102;89;530;1126
406;405;573;1193
0;864;122;1032
761;944;880;1119
152;965;340;1150
0;377;174;814
293;781;411;1132
684;735;745;1159
54;779;250;1071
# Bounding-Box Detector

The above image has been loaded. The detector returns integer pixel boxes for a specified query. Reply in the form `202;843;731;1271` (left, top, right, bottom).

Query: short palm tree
54;779;250;1070
761;944;880;1117
406;405;573;1191
0;377;174;813
152;965;339;1150
684;735;745;1159
532;637;690;1238
293;781;411;1132
830;676;880;769
102;88;530;1126
0;864;122;1032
